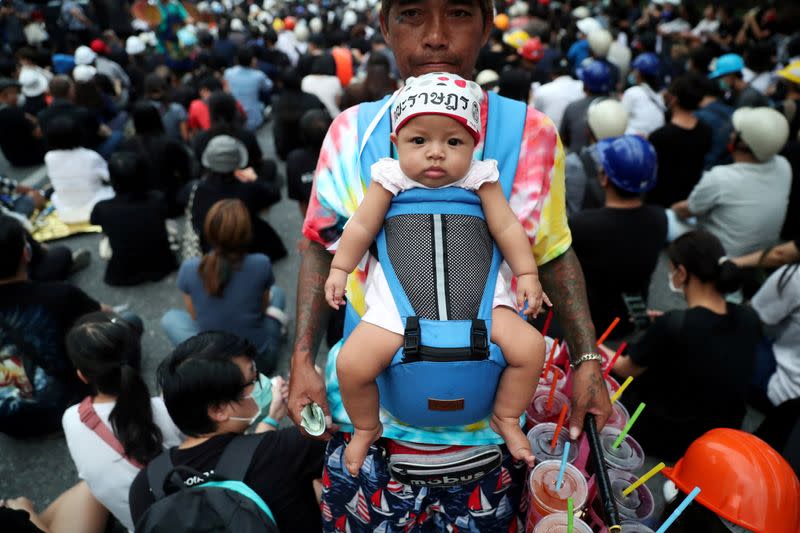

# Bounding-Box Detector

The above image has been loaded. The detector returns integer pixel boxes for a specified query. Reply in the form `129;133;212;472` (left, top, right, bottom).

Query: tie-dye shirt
303;96;570;445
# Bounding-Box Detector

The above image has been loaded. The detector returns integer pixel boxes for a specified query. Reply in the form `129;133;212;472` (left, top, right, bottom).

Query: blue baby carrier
341;91;528;428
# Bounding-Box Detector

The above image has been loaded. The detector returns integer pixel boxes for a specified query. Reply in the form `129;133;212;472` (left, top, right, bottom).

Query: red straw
545;374;558;411
543;338;559;376
603;341;627;378
541;308;554;337
595;317;621;347
550;404;569;451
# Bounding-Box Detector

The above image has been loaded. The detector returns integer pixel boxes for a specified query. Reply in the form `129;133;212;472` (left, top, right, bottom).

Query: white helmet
588;30;613;58
572;6;591;20
342;9;357;29
475;69;500;88
587;99;629;140
294;24;310;43
576;17;602;36
508;2;529;17
608;41;632;80
309;17;323;34
732;107;789;161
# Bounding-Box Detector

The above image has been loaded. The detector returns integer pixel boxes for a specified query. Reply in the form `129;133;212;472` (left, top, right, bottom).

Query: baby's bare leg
490;307;546;466
336;322;403;476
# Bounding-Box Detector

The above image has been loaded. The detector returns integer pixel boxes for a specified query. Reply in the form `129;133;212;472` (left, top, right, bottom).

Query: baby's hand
325;268;348;310
516;273;551;317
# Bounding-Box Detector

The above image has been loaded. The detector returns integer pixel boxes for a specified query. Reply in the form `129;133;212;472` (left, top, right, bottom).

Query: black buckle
403;316;420;361
470;319;489;358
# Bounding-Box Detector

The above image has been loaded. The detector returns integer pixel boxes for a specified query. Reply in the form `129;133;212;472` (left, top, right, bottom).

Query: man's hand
568;361;612;439
288;359;338;440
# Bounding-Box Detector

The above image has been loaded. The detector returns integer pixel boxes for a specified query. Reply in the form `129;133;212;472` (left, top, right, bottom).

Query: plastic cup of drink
527;423;578;465
529;460;588;517
621;520;656;532
533;512;593;533
526;386;570;427
605;400;631;431
608;469;655;522
605;374;620;393
599;427;645;472
539;365;567;391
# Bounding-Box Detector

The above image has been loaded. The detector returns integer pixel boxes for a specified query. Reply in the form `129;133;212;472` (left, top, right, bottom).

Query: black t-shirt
128;429;326;532
90;192;177;286
623;305;760;460
570;205;667;339
647;121;712;208
780;140;800;241
0;280;100;383
286;147;318;203
37;99;100;148
272;91;326;161
0;106;45;167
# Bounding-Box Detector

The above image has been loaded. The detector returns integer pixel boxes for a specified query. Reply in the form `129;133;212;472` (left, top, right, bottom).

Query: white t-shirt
687;156;792;257
301;74;343;118
532;76;585;130
62;397;183;531
621;84;665;137
752;265;800;406
359;158;516;334
45;147;114;223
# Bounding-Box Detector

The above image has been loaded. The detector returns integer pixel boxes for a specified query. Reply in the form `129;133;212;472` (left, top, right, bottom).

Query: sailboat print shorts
320;432;526;533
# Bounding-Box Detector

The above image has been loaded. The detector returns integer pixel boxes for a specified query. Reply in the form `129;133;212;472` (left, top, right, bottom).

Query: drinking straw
555;442;571;490
603;341;627;378
550;404;569;451
567;498;574;532
545;374;559;411
610;376;634;404
622;462;666;497
541;308;554;337
655;487;701;533
595;317;621;347
612;402;646;449
585;414;621;530
543;338;559;376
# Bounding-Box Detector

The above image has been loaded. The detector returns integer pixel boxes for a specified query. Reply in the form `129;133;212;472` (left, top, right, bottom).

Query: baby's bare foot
491;414;535;468
344;424;383;476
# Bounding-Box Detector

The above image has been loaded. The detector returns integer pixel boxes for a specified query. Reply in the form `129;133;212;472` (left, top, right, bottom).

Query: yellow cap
776;60;800;85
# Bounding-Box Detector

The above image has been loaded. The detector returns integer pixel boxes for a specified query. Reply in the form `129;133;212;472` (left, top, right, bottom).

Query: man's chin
410;63;465;77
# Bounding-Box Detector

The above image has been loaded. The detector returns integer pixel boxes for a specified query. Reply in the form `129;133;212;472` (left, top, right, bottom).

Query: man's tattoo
538;247;597;360
293;239;333;363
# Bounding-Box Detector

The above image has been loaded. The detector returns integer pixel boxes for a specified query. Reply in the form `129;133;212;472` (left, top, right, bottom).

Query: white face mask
667;269;684;294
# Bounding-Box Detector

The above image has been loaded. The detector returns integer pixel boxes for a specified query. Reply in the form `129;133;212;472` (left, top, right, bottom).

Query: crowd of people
0;0;799;532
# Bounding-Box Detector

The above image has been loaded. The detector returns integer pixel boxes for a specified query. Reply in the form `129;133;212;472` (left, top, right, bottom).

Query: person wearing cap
709;53;768;109
17;67;49;115
621;51;665;136
293;2;612;529
660;428;799;532
0;77;45;167
533;58;584;130
74;45;130;108
570;135;667;340
670;107;791;258
567;15;602;72
561;60;613;152
584;29;620;92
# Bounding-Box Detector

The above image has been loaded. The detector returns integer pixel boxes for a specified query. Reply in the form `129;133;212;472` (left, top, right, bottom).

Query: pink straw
604;341;627;378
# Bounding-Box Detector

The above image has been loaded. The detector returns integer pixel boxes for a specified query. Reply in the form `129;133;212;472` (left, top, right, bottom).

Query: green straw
612;402;646;449
567;497;574;532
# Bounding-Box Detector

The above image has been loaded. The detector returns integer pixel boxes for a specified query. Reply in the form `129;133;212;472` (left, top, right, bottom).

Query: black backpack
135;435;278;532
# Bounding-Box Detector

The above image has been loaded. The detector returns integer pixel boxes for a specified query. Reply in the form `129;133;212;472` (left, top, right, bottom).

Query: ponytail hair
667;230;741;294
66;312;163;465
198;199;252;297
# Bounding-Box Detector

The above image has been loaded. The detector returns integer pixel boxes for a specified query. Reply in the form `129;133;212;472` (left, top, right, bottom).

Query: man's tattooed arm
291;238;333;366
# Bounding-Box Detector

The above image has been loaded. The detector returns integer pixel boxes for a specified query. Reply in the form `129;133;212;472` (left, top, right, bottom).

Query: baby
325;73;547;476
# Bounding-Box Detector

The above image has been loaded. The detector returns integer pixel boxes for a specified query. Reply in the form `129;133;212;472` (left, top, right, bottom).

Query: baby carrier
343;91;527;427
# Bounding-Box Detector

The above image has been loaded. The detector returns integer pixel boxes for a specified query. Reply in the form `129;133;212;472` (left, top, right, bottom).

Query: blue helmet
631;52;660;77
596;135;658;193
709;53;744;79
579;60;612;94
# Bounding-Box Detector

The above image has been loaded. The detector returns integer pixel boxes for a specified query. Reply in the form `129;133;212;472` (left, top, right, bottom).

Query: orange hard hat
519;37;544;62
284;16;297;31
662;429;800;533
494;13;510;31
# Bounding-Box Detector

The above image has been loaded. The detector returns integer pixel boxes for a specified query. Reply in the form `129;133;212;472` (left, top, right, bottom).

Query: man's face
380;0;491;80
0;87;19;107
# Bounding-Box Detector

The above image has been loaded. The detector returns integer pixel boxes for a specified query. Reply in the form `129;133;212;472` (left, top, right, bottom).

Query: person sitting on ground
608;230;761;460
191;134;286;261
224;48;273;132
186;75;223;136
143;72;188;142
271;68;327;161
0;482;108;533
287;109;332;217
43;115;114;224
90;152;176;286
301;54;343;119
0;77;46;167
571;135;666;341
128;331;324;532
61;311;183;531
162;199;287;374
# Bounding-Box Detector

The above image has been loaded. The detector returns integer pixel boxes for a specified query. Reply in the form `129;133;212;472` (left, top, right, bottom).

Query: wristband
263;416;280;429
570;352;604;369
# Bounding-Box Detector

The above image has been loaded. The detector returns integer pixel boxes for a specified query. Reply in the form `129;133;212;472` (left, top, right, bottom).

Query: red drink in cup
526;460;588;531
539;365;566;391
526;386;570;428
533;512;593;533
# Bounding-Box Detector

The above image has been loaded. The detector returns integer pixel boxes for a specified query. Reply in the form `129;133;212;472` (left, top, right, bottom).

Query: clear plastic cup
605;374;620;393
599;427;645;472
621;520;656;532
608;469;655;522
528;460;588;517
526;386;570;427
527;423;578;465
533;512;593;532
605;400;631;431
539;365;567;391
